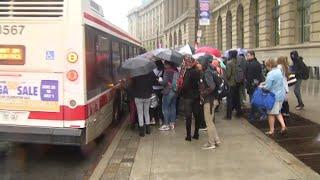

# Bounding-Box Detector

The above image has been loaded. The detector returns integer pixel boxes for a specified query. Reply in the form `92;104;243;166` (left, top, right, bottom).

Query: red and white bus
0;0;142;145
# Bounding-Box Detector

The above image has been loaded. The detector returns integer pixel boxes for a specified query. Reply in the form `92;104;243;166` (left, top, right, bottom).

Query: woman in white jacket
277;56;290;117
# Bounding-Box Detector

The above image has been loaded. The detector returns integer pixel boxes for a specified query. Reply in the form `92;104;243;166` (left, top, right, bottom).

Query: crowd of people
124;47;309;150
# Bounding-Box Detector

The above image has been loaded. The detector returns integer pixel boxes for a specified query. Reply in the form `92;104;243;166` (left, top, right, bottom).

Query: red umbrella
196;47;221;58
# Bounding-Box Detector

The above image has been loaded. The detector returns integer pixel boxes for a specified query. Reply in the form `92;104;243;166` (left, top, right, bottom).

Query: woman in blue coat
262;58;287;135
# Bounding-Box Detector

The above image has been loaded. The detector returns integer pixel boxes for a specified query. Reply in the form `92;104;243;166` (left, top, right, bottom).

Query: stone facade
207;0;320;68
128;0;200;50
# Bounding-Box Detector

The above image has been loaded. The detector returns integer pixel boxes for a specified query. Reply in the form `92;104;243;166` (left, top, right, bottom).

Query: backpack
171;71;180;92
210;69;229;99
301;60;309;80
235;57;245;83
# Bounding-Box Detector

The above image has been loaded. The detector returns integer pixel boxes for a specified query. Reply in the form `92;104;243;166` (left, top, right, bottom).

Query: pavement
92;102;320;180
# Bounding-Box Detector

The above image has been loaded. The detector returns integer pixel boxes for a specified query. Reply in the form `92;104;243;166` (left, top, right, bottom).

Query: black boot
146;125;151;135
139;126;145;137
193;133;199;140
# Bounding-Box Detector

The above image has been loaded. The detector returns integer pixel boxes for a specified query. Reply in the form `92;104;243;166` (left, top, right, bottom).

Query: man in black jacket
290;50;305;110
245;50;266;121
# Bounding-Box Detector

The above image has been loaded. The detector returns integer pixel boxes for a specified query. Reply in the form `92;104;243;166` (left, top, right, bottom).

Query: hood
290;50;299;62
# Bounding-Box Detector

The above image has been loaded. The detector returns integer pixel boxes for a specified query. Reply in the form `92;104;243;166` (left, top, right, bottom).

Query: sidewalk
128;115;303;180
94;106;320;180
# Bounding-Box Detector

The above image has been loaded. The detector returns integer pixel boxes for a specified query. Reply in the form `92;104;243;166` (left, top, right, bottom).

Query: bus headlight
67;52;78;63
66;70;78;81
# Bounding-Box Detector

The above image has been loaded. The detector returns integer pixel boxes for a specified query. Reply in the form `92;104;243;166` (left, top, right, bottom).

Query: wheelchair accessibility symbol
46;51;55;60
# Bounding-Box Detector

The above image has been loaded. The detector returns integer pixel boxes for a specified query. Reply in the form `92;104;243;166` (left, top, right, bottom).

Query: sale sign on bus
0;80;60;112
199;0;210;26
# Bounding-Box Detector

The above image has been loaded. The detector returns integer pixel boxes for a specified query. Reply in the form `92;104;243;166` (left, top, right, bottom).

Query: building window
237;4;244;48
226;11;232;50
298;0;311;43
169;34;173;48
174;31;177;47
217;16;222;50
249;0;259;48
178;29;182;46
273;0;281;46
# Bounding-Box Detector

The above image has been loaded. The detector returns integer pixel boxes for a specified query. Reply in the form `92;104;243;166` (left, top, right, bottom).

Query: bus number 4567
0;25;25;35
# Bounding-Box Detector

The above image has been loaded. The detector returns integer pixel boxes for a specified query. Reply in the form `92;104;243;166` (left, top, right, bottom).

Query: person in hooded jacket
198;55;221;150
181;55;201;141
290;50;305;110
226;50;242;119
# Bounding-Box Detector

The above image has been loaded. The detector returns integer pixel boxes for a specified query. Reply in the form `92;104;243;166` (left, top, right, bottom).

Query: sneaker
201;143;216;150
170;123;175;130
150;119;156;125
215;138;221;146
159;125;170;131
199;128;208;131
295;105;304;110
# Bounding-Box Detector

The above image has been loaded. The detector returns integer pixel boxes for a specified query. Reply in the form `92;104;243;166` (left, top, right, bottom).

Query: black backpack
210;70;229;99
301;59;309;80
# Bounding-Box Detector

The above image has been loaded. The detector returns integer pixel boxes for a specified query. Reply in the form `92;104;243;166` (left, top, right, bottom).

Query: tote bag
251;88;276;110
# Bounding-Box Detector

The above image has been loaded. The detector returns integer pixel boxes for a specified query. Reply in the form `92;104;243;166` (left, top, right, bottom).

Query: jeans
135;98;151;127
199;104;206;128
226;84;242;119
162;91;177;125
150;89;163;123
204;101;219;145
294;79;304;106
184;97;200;138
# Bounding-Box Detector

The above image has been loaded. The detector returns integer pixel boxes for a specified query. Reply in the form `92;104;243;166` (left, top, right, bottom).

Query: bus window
112;40;121;82
85;26;113;100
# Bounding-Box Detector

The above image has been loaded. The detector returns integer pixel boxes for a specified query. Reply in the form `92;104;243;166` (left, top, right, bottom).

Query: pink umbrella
196;47;222;58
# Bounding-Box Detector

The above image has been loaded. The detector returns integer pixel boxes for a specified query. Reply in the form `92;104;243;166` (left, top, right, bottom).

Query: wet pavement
0;118;126;180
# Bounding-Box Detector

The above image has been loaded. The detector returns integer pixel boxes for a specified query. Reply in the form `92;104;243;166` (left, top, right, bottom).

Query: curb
241;118;320;180
90;120;129;180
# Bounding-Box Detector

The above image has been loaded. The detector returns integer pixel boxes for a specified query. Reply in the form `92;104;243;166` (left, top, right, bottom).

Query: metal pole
195;0;199;48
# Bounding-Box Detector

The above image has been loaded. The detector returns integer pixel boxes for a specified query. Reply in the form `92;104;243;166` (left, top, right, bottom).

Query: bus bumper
0;125;84;145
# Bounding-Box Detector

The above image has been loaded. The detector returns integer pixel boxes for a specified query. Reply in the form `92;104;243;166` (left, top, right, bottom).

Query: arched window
226;11;232;50
298;0;311;43
217;16;222;50
178;29;182;46
249;0;259;48
237;4;244;48
272;0;281;46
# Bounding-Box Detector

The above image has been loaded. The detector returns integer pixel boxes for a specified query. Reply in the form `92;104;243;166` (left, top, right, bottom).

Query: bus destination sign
0;45;25;65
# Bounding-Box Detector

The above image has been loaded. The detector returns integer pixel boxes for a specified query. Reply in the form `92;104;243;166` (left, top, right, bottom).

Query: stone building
128;0;200;50
206;0;320;71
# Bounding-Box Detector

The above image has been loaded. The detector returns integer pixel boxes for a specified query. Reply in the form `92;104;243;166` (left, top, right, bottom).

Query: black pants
150;89;163;124
226;84;242;119
281;100;290;114
199;104;206;128
184;97;200;138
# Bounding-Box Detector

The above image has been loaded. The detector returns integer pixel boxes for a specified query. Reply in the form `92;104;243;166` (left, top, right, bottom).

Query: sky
95;0;142;32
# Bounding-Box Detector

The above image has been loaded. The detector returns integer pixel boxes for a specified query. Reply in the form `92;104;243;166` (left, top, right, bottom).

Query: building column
257;0;269;48
311;0;320;42
278;0;297;45
243;0;251;49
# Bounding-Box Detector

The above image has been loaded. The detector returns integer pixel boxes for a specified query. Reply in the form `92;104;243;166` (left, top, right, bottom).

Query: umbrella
196;47;222;57
179;44;195;55
120;56;156;77
155;49;183;65
140;48;167;60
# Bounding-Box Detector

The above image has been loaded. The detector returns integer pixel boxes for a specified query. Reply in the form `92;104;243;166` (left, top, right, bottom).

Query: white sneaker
159;125;170;131
201;143;216;150
170;123;175;130
215;139;221;146
199;128;208;131
150;119;156;125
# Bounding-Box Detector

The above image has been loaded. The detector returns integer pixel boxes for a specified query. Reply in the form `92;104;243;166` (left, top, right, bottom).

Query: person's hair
265;58;277;69
247;50;255;57
277;56;289;79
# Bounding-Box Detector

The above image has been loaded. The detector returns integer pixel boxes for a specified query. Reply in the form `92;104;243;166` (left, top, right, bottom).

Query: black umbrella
120;56;156;77
155;49;183;66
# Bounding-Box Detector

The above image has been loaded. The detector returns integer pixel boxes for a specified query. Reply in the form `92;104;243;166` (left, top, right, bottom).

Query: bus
0;0;142;145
